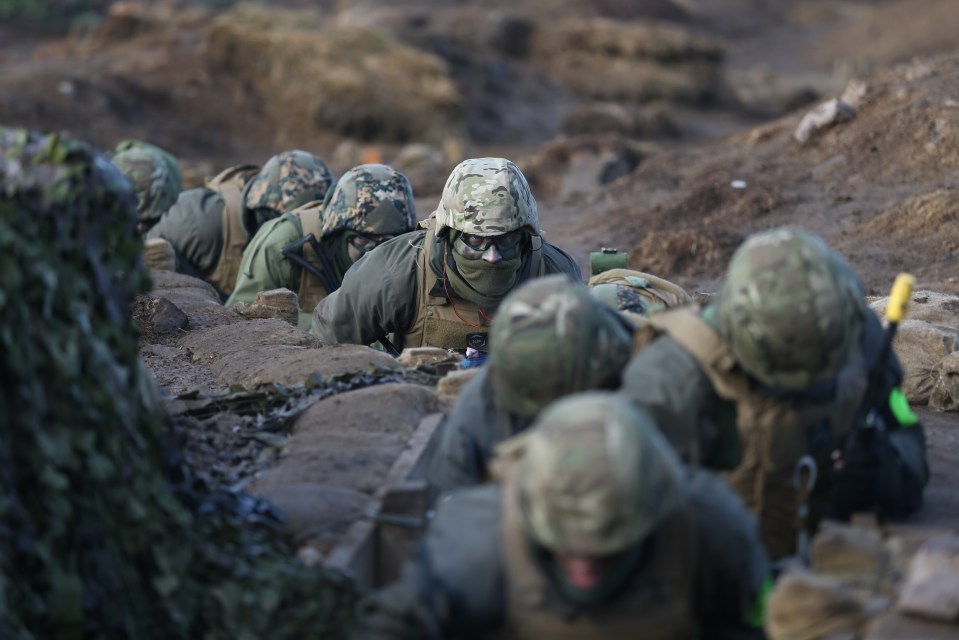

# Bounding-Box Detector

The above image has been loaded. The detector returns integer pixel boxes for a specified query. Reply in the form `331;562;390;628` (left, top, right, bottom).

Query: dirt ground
4;0;959;557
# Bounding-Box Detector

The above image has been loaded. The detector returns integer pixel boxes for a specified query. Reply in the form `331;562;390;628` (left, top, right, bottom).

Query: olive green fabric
225;213;329;329
353;471;769;640
430;368;524;495
448;248;524;307
145;184;234;282
310;230;581;348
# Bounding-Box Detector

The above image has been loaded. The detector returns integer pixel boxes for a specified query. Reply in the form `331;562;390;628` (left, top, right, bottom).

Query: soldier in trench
354;392;770;640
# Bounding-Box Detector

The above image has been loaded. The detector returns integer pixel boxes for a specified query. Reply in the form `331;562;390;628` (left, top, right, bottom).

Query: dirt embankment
542;52;959;298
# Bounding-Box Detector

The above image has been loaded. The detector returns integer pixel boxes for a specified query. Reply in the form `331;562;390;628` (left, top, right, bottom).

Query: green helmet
433;157;540;237
717;227;865;391
518;391;687;556
244;150;334;216
111;146;181;223
319;163;417;239
489;275;633;419
113;138;184;191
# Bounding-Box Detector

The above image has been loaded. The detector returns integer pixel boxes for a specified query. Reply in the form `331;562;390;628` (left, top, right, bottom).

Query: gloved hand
825;426;884;520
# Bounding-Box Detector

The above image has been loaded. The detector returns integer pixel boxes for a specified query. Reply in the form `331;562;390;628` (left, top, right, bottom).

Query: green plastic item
590;247;629;275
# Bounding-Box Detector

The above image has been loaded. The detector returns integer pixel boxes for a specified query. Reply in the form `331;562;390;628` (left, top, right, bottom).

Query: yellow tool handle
886;273;916;323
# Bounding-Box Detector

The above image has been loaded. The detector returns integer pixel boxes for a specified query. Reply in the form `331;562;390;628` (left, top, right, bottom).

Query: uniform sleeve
352;486;505;640
429;370;500;497
541;240;583;282
689;471;771;640
619;336;734;468
310;232;422;346
225;216;301;307
145;188;225;276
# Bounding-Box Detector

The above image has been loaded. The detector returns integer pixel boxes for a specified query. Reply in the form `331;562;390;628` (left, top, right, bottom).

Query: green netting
0;128;355;639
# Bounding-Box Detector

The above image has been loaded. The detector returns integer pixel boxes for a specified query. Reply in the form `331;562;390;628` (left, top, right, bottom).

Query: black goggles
348;233;394;253
457;229;526;252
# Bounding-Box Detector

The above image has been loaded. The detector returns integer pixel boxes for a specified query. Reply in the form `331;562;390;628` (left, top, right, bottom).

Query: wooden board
324;412;445;589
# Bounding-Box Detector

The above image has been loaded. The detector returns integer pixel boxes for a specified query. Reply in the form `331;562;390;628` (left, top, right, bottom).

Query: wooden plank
324;412;445;589
377;480;430;585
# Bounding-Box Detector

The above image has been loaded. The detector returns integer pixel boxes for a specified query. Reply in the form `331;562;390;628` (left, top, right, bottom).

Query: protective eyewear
458;229;526;253
348;233;394;253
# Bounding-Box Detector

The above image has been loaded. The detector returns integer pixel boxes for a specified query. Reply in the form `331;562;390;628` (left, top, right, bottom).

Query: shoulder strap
644;308;730;370
206;180;251;296
205;163;260;189
289;207;333;311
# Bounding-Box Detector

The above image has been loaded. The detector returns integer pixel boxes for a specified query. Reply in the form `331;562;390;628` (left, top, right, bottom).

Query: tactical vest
495;473;699;640
290;206;332;314
205;164;260;296
637;307;868;557
403;223;545;352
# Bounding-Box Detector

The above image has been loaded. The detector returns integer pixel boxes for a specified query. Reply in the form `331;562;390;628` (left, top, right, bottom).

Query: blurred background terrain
2;0;958;296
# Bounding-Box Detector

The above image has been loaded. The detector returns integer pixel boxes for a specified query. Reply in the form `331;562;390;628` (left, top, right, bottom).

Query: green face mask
448;249;524;308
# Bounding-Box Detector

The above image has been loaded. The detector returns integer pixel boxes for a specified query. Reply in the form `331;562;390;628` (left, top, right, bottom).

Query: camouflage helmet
434;157;540;237
111;146;181;223
589;283;651;325
244;150;334;216
490;275;633;419
319;163;416;238
113;138;184;191
717;227;865;390
518;391;687;556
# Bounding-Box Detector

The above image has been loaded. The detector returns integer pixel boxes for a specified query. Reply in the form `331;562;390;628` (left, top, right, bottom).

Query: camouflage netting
0;128;355;638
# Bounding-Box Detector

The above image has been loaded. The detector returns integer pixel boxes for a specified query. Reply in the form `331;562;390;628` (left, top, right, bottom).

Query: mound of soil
543;53;959;297
249;383;440;553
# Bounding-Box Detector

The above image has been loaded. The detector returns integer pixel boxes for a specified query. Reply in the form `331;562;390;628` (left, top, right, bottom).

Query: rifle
281;233;338;295
281;234;401;357
826;272;917;522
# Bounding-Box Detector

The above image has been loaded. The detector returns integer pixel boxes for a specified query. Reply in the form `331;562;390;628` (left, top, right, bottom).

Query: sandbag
869;291;959;407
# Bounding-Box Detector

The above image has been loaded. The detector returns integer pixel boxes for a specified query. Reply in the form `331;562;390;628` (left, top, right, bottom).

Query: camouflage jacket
353;470;769;640
225;213;336;330
309;230;582;348
429;368;530;496
144;178;256;297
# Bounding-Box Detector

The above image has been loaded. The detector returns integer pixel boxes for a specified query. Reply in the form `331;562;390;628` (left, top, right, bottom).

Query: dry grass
531;17;726;104
205;4;463;144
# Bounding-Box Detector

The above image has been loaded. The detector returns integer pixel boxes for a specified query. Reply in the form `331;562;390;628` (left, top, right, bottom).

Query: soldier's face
555;553;618;590
346;232;393;262
453;230;526;263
